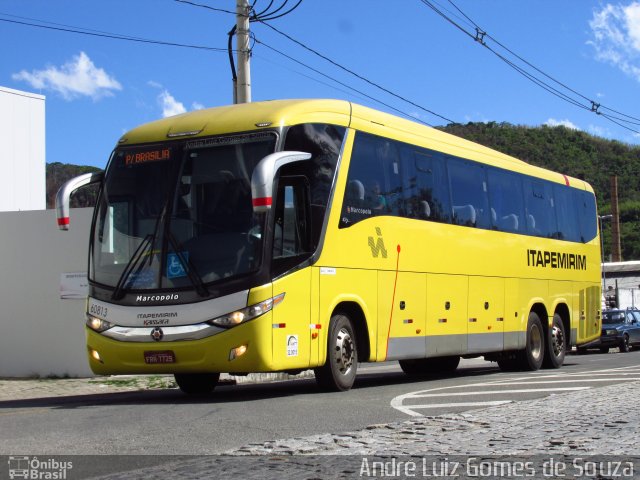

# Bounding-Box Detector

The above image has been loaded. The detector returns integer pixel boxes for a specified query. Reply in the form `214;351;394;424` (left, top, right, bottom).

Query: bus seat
346;180;365;204
453;204;476;226
420;200;431;219
501;214;519;231
527;214;536;231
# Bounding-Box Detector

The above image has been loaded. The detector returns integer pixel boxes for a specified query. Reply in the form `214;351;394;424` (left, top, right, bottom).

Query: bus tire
542;313;566;369
174;373;220;395
517;312;545;371
314;313;358;391
399;356;460;376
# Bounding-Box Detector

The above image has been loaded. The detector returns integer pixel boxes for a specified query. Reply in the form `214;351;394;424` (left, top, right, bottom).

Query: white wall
0;86;46;212
0;208;94;377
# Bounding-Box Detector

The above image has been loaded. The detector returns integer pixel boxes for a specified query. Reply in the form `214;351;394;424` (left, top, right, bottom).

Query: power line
174;0;454;124
418;0;640;134
0;15;227;52
253;37;435;126
257;21;455;124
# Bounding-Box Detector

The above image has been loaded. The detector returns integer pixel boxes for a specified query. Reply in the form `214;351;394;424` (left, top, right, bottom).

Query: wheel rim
624;335;629;350
530;324;543;361
334;327;355;375
551;324;565;358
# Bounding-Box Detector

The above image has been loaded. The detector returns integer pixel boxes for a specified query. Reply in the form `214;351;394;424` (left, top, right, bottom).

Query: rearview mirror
250;151;311;213
55;172;104;230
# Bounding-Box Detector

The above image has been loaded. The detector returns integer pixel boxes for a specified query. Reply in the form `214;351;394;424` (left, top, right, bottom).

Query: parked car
595;309;640;353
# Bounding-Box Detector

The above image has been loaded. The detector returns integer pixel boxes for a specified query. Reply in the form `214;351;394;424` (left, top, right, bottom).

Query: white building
603;261;640;309
0;86;45;211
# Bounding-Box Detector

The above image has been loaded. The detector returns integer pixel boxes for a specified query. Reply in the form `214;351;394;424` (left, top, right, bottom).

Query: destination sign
123;148;171;166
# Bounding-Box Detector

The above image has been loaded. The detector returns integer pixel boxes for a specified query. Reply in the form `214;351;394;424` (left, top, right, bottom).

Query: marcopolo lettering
527;249;587;270
135;294;179;303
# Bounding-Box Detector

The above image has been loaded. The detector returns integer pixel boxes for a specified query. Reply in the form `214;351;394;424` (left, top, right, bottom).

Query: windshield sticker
167;252;189;279
124;148;171;166
126;268;156;289
286;335;299;357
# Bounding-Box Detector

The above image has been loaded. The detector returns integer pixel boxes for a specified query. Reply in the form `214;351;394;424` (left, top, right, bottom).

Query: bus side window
487;168;525;233
402;147;451;223
448;158;490;229
577;190;598;242
523;178;557;238
553;184;581;242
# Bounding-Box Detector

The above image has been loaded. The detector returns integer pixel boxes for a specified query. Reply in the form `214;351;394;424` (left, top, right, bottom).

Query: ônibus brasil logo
8;456;72;479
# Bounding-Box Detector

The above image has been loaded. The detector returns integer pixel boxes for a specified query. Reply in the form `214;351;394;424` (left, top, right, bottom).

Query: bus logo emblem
368;227;388;258
150;327;164;342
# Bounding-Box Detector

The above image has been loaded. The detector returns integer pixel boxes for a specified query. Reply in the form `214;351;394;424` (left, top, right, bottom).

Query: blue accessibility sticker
167;252;189;279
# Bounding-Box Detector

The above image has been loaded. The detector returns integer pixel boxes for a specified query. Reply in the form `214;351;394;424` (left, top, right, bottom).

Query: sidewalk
0;371;315;401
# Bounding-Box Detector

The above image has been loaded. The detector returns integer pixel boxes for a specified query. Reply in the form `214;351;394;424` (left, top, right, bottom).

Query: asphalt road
1;350;639;456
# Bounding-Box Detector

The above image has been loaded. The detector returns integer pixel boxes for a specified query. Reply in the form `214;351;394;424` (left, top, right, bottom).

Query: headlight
210;293;285;328
605;329;618;336
86;315;114;333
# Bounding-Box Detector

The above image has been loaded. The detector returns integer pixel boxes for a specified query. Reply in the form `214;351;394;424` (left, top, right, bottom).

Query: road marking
403;400;513;409
391;365;640;417
409;387;590;398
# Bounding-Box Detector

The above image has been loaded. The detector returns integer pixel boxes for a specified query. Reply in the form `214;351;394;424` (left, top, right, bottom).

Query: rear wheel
519;312;544;371
314;313;358;391
543;313;566;369
174;373;220;395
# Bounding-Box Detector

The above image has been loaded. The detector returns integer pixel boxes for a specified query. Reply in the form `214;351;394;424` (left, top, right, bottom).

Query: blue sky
1;0;640;169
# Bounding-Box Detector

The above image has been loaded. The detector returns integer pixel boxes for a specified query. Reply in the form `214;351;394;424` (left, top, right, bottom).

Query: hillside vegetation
45;123;640;259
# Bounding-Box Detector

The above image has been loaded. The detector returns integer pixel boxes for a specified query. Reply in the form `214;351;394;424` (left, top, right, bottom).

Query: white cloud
588;124;614;138
158;90;186;118
588;2;640;81
12;52;121;100
192;102;205;110
545;118;579;130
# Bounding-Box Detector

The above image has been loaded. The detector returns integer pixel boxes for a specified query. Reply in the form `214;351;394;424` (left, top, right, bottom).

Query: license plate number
144;351;176;364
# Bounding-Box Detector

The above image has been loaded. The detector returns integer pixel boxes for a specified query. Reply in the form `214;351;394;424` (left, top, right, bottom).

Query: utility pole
235;0;251;103
611;176;622;262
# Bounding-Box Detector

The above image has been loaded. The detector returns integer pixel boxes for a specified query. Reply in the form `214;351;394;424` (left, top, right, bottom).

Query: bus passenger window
400;147;450;223
523;179;557;238
448;158;490;228
487;168;525;233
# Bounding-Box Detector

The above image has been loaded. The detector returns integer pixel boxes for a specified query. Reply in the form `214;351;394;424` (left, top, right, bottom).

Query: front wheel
543;313;566;369
314;313;358;391
174;373;220;395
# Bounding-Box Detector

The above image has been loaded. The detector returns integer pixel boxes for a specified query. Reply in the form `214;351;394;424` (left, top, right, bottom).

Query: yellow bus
57;99;602;394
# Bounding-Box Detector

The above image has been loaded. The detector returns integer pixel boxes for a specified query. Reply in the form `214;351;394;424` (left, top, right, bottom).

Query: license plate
144;350;176;364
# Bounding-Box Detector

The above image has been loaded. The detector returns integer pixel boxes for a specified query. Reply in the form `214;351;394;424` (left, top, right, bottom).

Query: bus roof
118;98;593;193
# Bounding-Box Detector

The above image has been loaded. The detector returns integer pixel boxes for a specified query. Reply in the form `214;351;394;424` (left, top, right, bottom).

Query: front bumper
86;312;274;375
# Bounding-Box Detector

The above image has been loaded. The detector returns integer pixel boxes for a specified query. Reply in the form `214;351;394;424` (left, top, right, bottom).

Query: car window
603;311;625;324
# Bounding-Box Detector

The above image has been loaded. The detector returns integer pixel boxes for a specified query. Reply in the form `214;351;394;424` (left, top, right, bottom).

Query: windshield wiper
111;234;154;300
166;231;209;297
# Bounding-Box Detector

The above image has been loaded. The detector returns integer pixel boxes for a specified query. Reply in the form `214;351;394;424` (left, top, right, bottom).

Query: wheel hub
334;327;354;375
551;325;565;357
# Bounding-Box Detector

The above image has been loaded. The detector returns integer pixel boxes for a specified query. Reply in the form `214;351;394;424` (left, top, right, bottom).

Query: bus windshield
90;133;277;293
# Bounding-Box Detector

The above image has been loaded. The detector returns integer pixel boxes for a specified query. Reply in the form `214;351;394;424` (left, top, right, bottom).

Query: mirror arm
55;171;104;230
